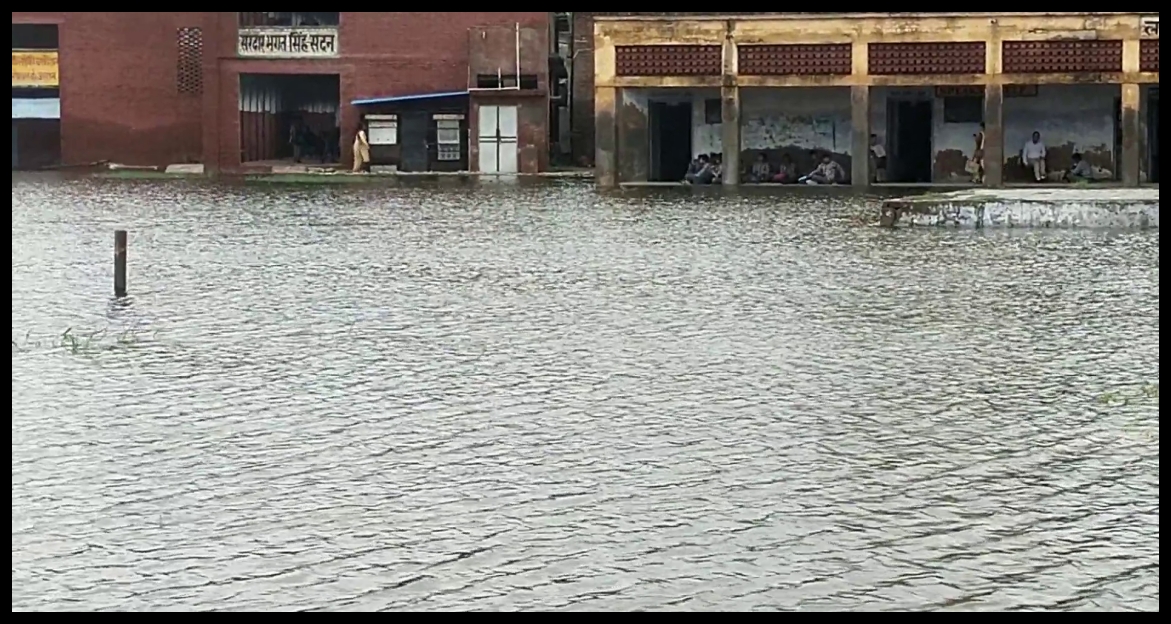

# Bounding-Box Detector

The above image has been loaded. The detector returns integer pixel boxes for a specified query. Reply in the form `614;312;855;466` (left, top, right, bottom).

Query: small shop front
351;91;470;173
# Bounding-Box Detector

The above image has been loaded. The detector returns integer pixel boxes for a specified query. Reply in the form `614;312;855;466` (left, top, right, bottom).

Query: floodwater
11;175;1160;612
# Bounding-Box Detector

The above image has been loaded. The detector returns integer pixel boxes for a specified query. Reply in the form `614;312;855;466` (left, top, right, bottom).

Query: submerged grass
1097;383;1160;405
11;327;158;355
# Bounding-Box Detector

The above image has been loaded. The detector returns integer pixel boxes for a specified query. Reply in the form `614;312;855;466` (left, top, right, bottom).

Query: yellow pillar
1120;83;1142;187
983;84;1004;188
851;86;870;187
851;41;871;187
982;30;1005;188
721;31;740;186
595;86;619;188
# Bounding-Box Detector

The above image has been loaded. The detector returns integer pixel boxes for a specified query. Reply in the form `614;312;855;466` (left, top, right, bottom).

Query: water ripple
11;175;1159;612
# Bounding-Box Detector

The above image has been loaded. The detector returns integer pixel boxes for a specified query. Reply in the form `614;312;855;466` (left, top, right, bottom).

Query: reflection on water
11;175;1160;612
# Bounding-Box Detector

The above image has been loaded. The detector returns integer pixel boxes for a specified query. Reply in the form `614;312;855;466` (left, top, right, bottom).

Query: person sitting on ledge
773;154;798;184
684;154;709;184
708;154;724;185
801;154;846;185
748;153;772;183
1064;153;1095;183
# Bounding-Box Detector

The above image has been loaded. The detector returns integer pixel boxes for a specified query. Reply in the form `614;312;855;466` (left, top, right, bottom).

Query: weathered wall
571;12;596;167
469;93;549;174
740;88;853;175
592;12;1158;187
13;12;206;167
1002;85;1117;181
13;12;552;171
618;89;649;181
624;83;1121;183
212;12;551;171
468;25;550;83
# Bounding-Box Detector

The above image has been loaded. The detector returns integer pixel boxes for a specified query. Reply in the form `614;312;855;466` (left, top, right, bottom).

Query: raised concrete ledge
881;188;1159;229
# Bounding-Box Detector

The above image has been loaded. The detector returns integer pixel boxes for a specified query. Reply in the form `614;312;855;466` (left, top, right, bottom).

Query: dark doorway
238;73;340;164
887;100;933;183
649;101;693;182
399;111;429;172
1148;90;1159;184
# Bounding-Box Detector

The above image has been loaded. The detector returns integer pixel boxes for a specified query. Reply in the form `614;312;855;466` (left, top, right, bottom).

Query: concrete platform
881;188;1159;229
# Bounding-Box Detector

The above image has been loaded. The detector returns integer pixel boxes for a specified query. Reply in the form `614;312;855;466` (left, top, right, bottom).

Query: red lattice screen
615;45;722;76
177;27;203;95
1002;40;1123;73
738;44;852;76
868;42;986;75
1140;40;1159;73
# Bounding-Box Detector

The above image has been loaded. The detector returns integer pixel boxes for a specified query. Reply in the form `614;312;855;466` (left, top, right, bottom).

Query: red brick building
11;12;552;173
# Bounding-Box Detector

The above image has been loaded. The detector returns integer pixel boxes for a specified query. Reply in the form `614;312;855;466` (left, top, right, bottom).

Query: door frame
477;104;520;174
400;111;430;172
885;92;935;183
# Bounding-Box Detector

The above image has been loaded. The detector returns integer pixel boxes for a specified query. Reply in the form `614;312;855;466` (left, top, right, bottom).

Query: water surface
11;175;1160;612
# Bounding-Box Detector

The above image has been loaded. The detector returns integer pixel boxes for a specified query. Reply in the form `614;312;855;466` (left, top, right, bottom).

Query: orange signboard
12;50;59;88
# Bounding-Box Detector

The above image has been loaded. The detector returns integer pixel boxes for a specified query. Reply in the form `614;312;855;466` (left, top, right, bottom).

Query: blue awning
351;90;469;106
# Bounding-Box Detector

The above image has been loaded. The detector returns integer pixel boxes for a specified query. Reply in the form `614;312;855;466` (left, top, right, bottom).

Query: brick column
199;12;224;174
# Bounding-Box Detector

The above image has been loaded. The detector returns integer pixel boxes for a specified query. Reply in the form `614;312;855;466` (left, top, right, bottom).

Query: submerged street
10;175;1160;611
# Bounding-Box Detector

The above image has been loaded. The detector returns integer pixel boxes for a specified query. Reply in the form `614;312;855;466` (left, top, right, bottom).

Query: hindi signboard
12;50;59;88
1141;16;1159;39
237;27;339;58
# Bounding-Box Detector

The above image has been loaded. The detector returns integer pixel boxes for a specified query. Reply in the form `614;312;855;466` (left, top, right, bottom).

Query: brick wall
13;12;552;170
14;12;207;167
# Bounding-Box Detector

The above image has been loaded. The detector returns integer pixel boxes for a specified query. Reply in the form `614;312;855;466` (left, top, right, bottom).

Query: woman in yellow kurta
352;125;371;173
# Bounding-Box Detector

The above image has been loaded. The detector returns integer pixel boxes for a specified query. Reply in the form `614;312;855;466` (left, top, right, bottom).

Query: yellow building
592;12;1159;187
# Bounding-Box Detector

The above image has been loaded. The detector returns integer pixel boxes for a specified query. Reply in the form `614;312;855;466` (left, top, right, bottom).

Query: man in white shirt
1021;131;1047;182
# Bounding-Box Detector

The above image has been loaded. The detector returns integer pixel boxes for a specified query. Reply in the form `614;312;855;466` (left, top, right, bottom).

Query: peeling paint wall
1003;85;1117;182
626;84;1123;183
740;88;853;170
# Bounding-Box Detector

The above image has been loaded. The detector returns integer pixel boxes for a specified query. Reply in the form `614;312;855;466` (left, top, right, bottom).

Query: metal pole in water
114;230;128;298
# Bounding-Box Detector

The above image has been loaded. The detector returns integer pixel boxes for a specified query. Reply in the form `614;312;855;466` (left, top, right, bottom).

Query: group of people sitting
683;153;724;185
748;152;847;185
685;151;848;185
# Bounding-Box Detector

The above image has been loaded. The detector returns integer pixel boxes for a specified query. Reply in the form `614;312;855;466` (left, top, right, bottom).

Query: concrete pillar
983;84;1005;187
1120;83;1142;187
721;86;740;186
618;89;649;183
851;85;870;187
595;86;619;188
721;29;740;186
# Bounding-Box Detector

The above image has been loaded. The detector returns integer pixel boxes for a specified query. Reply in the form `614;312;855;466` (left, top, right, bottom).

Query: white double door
477;105;518;174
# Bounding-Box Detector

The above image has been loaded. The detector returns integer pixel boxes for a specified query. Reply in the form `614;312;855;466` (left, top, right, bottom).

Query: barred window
436;119;462;161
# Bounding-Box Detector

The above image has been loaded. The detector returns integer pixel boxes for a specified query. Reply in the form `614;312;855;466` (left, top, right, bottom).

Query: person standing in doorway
1021;131;1047;182
289;119;305;163
352;123;371;173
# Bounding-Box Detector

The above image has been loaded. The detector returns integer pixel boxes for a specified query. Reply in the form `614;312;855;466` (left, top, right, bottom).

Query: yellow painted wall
594;13;1160;89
